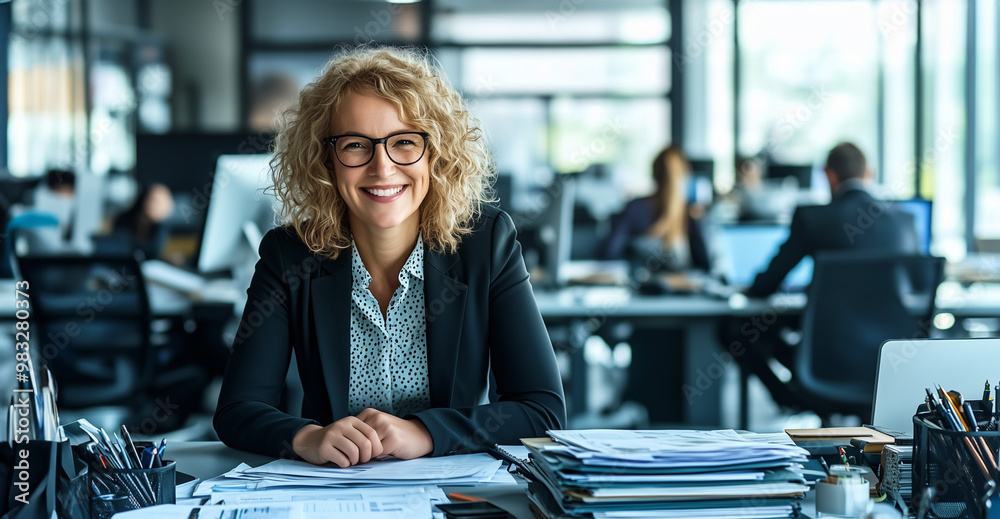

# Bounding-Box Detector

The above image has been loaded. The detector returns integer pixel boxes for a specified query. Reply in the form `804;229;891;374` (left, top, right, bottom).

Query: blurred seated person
107;183;175;260
746;142;918;298
732;156;775;222
18;168;76;253
601;145;711;275
601;146;711;423
722;142;919;408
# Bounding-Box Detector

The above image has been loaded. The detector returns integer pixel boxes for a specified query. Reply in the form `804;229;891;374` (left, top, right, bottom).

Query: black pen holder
913;413;1000;519
88;460;175;519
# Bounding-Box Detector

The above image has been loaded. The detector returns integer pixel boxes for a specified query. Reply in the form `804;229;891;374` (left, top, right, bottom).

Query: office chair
15;253;209;432
790;251;944;423
2;211;60;278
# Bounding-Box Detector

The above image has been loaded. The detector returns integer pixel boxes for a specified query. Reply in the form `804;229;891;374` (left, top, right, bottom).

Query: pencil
448;492;487;502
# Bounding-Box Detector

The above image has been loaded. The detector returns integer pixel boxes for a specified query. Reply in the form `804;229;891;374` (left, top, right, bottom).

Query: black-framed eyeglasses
325;131;430;168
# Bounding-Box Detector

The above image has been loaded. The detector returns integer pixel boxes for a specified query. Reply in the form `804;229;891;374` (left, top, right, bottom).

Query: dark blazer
214;206;566;459
600;196;711;271
746;185;919;297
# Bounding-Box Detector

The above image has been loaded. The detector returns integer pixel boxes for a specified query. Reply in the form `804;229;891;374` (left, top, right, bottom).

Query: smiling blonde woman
214;46;566;467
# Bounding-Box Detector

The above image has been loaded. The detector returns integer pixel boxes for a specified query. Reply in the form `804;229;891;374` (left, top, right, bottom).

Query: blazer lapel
312;254;352;420
424;245;468;408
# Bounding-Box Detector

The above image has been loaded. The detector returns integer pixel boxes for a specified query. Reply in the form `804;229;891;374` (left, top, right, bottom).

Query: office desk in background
170;441;534;519
533;287;803;427
0;276;239;319
535;282;1000;427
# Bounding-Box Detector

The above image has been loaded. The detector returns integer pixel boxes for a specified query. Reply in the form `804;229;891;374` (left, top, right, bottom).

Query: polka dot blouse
347;237;431;416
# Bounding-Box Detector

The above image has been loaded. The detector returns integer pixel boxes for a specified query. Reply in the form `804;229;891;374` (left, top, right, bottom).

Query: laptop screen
888;198;932;255
715;224;813;291
872;338;1000;434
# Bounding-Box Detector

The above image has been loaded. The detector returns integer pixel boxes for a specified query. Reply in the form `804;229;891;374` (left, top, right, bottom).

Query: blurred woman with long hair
602;145;710;272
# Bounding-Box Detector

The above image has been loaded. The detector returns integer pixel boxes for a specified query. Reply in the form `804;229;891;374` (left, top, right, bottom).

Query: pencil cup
815;465;871;518
913;413;1000;519
89;460;176;519
90;492;130;519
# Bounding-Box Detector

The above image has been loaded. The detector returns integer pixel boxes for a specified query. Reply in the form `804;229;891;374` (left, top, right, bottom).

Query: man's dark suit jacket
746;184;919;297
214;206;566;458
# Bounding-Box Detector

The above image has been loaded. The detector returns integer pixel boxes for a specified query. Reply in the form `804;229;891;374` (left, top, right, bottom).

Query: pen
985;380;992;402
935;385;966;431
120;425;141;467
936;385;993;479
141;447;154;469
963;401;979;432
838;447;850;471
448;492;487;502
925;387;937;413
817;455;830;475
964;401;999;474
157;438;167;465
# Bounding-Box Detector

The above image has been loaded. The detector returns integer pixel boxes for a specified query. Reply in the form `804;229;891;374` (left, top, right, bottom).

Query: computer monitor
71;171;104;254
491;174;514;214
766;163;813;189
715;224;814;291
887;198;932;254
687;159;715;205
538;175;576;287
197;154;278;275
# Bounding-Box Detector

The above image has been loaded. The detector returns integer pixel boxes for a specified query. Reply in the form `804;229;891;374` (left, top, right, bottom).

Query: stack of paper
521;429;810;518
194;454;507;496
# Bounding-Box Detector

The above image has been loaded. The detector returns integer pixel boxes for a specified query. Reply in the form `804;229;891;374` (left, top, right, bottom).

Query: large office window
433;1;673;199
920;0;966;258
681;0;735;192
737;1;881;169
715;0;985;255
974;0;1000;244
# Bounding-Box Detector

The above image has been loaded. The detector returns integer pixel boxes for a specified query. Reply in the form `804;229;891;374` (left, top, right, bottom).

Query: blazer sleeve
746;208;810;298
213;230;318;458
412;212;567;456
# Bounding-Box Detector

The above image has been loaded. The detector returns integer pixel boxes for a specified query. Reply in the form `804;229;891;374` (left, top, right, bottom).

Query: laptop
871;338;1000;434
713;224;814;292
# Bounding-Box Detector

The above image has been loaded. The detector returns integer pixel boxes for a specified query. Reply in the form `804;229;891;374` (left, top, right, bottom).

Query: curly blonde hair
270;46;496;258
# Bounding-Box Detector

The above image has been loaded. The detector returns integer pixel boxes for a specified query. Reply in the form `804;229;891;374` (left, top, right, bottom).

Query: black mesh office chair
791;252;944;422
16;253;208;431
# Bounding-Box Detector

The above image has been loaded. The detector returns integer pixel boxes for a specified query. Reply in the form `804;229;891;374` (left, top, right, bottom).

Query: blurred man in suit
726;142;919;408
747;142;918;296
